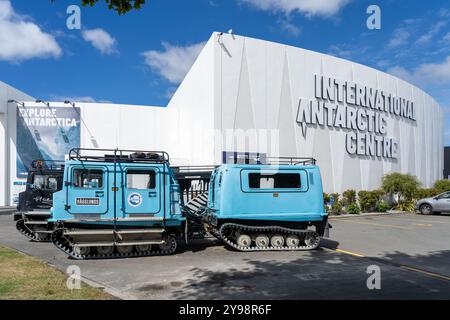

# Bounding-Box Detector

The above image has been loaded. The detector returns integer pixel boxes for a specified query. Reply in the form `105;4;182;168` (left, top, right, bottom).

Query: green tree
358;190;383;212
434;180;450;193
342;189;357;206
381;173;420;211
52;0;146;15
382;173;420;200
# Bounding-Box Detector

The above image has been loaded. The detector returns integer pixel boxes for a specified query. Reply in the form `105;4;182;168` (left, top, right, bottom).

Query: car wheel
419;204;433;215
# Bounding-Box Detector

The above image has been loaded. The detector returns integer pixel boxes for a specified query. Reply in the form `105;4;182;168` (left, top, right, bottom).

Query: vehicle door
121;167;161;216
65;165;109;215
434;192;450;212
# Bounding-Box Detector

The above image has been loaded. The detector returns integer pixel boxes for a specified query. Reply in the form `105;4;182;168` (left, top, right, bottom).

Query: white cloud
442;32;450;43
238;0;351;17
278;18;301;37
82;28;118;55
142;41;206;84
415;21;447;45
50;95;112;103
387;56;450;86
387;27;411;48
0;0;62;62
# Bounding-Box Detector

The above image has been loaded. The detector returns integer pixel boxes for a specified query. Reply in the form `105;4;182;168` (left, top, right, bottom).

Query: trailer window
248;173;301;189
73;169;103;189
126;170;156;189
32;174;60;191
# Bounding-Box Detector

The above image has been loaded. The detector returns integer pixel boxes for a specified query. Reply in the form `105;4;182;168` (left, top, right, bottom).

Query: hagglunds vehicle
14;160;64;241
50;150;329;259
199;158;330;251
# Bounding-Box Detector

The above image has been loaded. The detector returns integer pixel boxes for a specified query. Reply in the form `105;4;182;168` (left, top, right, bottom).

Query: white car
416;191;450;215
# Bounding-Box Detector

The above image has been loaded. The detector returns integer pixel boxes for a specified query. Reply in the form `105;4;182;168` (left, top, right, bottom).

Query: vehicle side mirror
64;181;71;187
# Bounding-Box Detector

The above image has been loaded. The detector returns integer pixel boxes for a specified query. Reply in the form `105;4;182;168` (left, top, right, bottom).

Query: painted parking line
324;247;450;283
400;266;450;282
335;219;411;229
335;249;365;257
411;223;432;227
386;216;450;225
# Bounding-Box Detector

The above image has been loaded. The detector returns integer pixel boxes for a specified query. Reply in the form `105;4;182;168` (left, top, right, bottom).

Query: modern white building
0;32;444;206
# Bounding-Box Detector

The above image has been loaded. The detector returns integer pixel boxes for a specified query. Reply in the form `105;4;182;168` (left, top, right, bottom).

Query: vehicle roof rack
31;160;65;171
69;148;170;164
171;165;217;180
264;157;316;166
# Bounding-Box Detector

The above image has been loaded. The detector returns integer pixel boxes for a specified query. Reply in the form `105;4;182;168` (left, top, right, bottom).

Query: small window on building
248;173;301;189
126;170;156;190
73;169;103;189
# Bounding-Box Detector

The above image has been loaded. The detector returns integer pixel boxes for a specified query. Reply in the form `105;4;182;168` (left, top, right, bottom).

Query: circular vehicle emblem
128;193;142;207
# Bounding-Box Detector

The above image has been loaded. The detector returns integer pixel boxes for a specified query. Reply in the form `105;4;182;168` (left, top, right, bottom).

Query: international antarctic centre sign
296;75;416;159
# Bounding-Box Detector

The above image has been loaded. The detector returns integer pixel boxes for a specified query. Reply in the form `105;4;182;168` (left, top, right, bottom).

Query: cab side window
73;169;103;189
126;170;156;190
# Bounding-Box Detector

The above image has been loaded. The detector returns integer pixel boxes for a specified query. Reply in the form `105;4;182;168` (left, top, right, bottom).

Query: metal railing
264;157;317;166
68;148;170;164
31;159;65;171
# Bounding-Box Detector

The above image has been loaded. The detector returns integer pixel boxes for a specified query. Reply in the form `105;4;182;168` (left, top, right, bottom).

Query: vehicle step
24;221;49;225
64;228;165;236
24;213;51;217
73;240;165;247
68;217;164;222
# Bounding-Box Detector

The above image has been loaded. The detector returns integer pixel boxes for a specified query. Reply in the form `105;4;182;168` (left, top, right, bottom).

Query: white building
0;33;444;206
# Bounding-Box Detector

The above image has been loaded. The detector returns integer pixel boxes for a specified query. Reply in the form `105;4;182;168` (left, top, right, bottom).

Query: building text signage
296;75;416;159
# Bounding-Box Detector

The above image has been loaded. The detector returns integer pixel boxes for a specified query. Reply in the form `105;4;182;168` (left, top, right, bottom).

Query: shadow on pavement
167;248;450;300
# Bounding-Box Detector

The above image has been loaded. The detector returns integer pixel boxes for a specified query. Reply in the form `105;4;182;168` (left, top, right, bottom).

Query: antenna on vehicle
64;100;99;148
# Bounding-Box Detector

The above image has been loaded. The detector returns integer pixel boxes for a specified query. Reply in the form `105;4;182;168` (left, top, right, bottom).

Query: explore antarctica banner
16;106;80;178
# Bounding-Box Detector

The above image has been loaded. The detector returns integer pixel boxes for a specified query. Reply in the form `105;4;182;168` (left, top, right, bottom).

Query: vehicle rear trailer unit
199;158;329;252
14;160;65;242
48;149;330;260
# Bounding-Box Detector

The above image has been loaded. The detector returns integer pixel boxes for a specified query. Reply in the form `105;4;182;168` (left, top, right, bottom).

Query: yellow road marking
336;219;410;229
335;249;365;257
412;223;432;227
400;266;450;282
329;248;450;282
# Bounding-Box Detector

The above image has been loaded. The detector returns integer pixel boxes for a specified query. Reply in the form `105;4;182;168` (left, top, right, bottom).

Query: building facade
445;147;450;180
0;33;445;205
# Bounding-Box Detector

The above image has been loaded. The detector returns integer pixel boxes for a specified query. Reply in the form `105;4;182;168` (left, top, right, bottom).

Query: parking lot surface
0;213;449;299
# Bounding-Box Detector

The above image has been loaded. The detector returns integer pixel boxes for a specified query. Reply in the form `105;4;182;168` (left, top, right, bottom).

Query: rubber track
51;228;178;260
16;219;51;242
219;223;321;251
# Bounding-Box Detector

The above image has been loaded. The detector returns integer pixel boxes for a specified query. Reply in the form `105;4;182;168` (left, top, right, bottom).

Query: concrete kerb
0;207;15;215
329;211;394;219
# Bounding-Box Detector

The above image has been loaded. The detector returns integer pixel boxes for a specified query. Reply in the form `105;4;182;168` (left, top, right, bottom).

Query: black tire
419;204;433;215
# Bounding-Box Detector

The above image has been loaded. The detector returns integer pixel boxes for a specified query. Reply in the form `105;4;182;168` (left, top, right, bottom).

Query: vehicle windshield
32;174;59;191
438;192;450;199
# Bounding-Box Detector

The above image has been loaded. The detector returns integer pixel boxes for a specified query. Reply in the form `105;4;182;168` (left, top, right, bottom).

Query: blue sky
0;0;449;145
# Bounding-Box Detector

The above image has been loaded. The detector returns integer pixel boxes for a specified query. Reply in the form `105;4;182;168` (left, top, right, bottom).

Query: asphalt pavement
0;213;448;299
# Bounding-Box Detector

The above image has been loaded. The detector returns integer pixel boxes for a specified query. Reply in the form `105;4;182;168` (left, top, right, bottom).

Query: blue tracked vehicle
50;150;328;259
14;160;65;242
50;149;187;259
200;158;330;251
